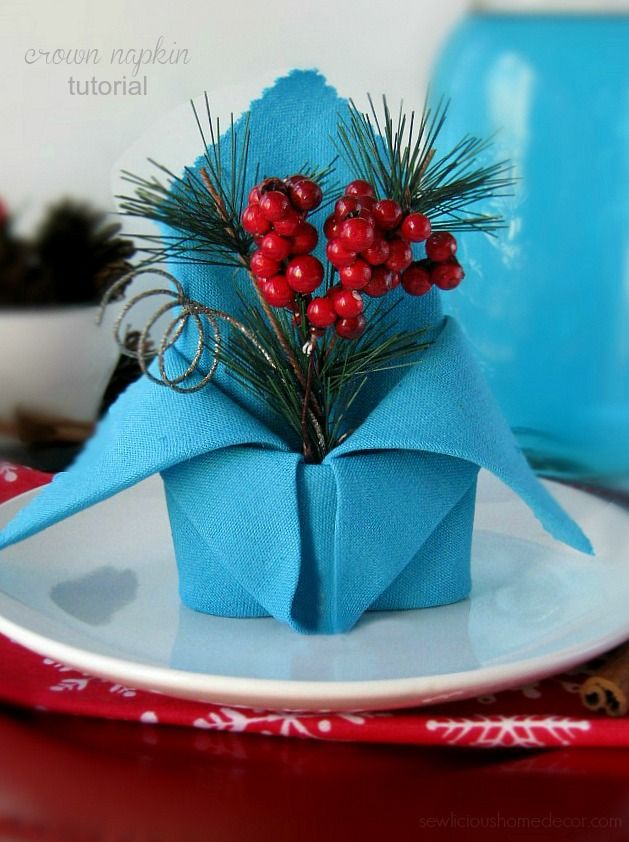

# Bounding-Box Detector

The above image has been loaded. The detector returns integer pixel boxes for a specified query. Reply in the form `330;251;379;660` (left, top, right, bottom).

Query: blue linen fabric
0;71;592;634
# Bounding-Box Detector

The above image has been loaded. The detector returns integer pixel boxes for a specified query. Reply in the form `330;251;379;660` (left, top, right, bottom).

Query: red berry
400;212;432;242
259;177;287;194
361;237;390;266
386;239;413;273
373;199;403;231
355;194;376;211
290;221;318;255
401;263;432;296
248;186;261;205
262;275;294;307
336;314;367;340
324;214;341;239
339;259;372;290
307;297;337;328
241;204;270;236
431;260;465;290
340;217;375;252
286;255;325;293
285;173;308;189
364;267;398;297
250;250;280;279
333;289;364;319
288;178;323;212
357;208;376;225
326;238;357;268
426;231;457;262
260;231;291;262
327;283;343;301
345;179;375;198
272;208;302;236
335;195;362;220
260;190;290;222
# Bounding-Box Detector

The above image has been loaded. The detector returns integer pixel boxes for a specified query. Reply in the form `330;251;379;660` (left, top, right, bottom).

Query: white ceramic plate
0;473;627;712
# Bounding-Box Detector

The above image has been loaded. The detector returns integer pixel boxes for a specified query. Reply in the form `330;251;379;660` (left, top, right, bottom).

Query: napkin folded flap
0;71;591;634
0;314;591;633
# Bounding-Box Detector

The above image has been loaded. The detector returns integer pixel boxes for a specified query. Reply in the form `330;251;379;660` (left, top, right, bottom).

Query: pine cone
34;201;136;304
0;220;49;306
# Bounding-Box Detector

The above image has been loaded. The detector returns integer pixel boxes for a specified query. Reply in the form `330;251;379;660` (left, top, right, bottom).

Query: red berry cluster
241;175;465;343
388;232;464;298
323;180;464;304
241;175;324;311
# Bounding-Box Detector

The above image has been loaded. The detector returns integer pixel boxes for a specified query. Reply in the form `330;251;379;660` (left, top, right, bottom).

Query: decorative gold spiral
99;268;274;393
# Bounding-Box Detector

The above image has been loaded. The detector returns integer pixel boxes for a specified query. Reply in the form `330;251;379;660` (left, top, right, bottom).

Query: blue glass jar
431;2;629;482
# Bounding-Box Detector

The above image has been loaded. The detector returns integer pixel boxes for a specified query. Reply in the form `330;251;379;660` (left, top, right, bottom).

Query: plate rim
0;481;627;712
0;603;627;711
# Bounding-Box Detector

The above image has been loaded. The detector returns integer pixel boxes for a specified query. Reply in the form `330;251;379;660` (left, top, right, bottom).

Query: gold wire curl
99;268;275;393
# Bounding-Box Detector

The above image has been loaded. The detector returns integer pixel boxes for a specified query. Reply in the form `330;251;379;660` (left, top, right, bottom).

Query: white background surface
0;0;467;228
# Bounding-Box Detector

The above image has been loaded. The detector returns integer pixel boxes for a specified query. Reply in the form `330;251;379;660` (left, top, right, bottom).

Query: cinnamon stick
580;642;629;717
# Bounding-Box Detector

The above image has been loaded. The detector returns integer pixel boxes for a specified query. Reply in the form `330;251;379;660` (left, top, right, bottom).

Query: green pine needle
334;96;514;233
205;286;430;457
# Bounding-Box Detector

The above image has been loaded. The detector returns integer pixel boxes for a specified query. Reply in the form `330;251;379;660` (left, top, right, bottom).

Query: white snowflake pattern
43;659;77;672
559;680;582;695
192;708;372;738
43;658;137;697
108;683;136;698
425;715;591;748
44;658;90;692
559;660;604;694
0;463;18;483
49;677;91;693
476;681;542;705
520;682;543;700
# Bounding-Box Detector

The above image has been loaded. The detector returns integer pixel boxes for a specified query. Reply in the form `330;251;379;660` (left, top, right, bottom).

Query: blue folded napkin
0;71;592;634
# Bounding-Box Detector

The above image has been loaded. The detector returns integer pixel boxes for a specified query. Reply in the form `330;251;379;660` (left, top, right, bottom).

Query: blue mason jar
431;1;629;482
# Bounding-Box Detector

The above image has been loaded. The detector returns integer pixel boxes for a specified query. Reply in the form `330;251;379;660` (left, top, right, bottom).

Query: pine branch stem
323;333;338;361
301;336;318;462
417;147;436;185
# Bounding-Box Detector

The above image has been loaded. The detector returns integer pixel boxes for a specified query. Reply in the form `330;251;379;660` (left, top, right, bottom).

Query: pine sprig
118;100;252;268
319;316;429;451
112;91;512;462
118;95;253;269
335;96;514;233
213;293;429;458
118;96;337;269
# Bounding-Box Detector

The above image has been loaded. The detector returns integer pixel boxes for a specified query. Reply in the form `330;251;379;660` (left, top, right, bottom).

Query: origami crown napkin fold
0;312;591;633
0;69;592;634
